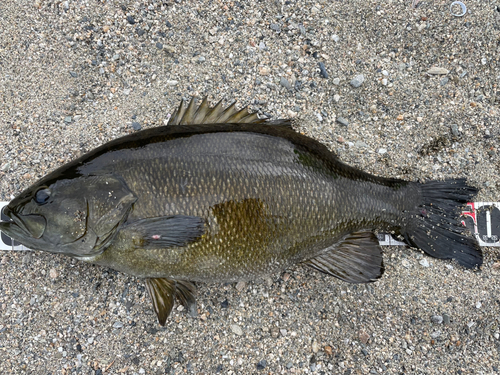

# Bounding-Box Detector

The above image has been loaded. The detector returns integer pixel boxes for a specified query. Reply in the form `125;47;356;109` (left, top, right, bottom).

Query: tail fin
403;179;482;269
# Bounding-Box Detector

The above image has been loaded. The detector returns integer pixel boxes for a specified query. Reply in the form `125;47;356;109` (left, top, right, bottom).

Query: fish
0;97;482;325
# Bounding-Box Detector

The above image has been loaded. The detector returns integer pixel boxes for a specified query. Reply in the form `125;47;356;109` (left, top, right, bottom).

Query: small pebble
270;23;281;32
256;360;267;370
312;340;319;353
419;259;429;267
354;140;368;148
131;122;141;131
359;330;370;344
427;67;449;75
336;117;348;126
49;268;59;279
431;315;443;324
230;324;243;336
350;74;365;88
113;321;123;329
318;62;328;78
280;77;292;90
378;148;387;154
235;281;246;291
443;314;451;324
430;330;441;339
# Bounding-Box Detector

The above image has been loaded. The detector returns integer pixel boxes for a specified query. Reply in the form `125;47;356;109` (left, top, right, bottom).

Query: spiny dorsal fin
304;231;384;283
168;97;267;125
168;99;187;125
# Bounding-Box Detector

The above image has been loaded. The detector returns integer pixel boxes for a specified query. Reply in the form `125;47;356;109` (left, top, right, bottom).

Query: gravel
1;1;499;374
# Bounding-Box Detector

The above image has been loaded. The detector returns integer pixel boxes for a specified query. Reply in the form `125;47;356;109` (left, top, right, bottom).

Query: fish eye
34;188;51;205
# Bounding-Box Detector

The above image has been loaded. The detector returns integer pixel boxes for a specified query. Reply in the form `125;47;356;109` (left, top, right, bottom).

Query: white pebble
230;324;243;336
419;259;430;268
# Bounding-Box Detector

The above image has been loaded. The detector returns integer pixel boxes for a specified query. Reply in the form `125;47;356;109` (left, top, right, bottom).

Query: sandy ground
0;0;499;374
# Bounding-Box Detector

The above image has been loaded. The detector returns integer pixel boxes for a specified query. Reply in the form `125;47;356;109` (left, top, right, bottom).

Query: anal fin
145;278;197;325
304;231;384;283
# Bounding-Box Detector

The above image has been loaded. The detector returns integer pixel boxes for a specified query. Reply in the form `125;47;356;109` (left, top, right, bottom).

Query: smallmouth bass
0;97;482;325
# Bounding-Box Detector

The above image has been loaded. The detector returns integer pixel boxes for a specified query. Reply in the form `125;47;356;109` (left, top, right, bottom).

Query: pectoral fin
145;278;197;325
304;231;384;283
125;215;206;249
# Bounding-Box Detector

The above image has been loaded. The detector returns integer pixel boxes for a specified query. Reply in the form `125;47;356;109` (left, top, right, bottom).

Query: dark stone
318;62;328;78
126;16;136;25
256;360;267;370
131;122;141;131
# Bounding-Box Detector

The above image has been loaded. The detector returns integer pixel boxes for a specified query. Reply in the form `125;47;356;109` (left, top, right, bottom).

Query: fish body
0;98;482;325
87;123;416;282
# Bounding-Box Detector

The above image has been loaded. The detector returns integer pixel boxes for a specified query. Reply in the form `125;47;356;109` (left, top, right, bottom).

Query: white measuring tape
1;201;499;251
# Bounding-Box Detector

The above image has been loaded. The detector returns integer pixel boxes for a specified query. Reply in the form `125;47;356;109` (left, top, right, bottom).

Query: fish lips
1;206;46;240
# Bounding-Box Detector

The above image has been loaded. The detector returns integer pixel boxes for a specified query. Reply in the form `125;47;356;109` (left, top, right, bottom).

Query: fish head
0;175;137;258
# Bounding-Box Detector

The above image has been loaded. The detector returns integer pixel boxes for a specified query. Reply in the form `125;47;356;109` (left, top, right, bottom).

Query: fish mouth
1;206;46;239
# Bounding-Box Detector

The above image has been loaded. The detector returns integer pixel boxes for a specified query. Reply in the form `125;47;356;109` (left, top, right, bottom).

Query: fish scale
89;130;413;282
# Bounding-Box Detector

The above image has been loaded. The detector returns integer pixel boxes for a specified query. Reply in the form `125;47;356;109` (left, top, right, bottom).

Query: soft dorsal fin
304;231;384;283
167;97;267;125
145;278;197;325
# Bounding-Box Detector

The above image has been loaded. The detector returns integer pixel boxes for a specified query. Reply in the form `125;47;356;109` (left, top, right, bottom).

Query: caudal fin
403;179;482;269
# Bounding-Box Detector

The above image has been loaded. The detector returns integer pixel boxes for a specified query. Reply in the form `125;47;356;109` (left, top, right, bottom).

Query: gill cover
1;175;136;258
